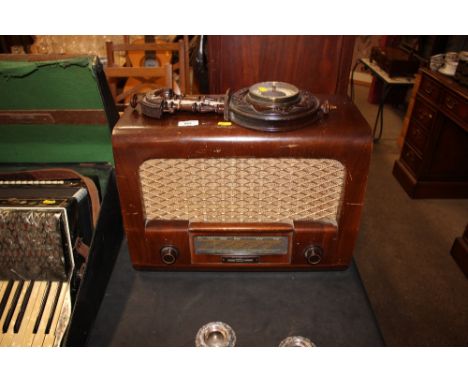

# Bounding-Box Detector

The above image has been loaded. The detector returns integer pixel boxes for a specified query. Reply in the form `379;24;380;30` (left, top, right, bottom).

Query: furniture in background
351;58;415;142
369;46;420;78
104;37;189;108
393;68;468;198
122;35;191;95
398;73;422;148
0;36;34;53
207;36;355;96
451;223;468;278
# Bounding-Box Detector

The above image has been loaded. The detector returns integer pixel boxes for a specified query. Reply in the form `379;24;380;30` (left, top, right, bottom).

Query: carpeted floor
352;84;468;346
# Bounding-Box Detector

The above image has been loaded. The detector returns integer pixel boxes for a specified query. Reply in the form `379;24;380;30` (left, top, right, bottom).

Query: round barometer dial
228;81;321;132
247;81;300;105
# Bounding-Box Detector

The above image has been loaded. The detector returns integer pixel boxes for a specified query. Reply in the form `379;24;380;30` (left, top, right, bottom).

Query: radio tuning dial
160;246;179;265
304;245;323;265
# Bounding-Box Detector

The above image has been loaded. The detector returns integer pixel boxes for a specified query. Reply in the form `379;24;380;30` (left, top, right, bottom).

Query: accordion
0;54;123;346
0;166;115;347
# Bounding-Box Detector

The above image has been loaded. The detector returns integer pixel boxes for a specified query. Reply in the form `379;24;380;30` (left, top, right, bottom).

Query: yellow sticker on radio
218;121;232;127
42;199;56;205
258;86;268;92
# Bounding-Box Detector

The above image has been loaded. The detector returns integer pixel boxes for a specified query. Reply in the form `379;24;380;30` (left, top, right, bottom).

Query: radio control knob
160;246;178;265
304;245;323;265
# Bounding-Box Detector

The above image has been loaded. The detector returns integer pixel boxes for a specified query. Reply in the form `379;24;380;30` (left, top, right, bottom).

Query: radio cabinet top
115;94;371;157
133;81;332;133
112;94;372;270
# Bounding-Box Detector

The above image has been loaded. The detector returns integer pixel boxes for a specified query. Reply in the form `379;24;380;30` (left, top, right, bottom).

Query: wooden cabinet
207;36;355;96
393;68;468;198
451;223;468;278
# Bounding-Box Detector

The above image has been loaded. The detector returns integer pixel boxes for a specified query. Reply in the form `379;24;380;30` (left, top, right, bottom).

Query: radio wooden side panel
113;94;372;271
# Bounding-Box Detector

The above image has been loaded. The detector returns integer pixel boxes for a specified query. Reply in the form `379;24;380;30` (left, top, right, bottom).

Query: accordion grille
0;209;68;280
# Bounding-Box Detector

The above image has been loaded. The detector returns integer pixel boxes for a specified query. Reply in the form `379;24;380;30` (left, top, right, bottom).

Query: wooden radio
113;82;372;270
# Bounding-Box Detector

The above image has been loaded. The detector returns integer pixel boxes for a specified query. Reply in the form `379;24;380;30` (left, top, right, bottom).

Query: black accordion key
0;280;14;321
33;281;51;334
13;281;34;333
2;280;24;333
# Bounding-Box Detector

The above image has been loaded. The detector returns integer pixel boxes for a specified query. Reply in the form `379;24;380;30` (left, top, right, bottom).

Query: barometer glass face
248;81;300;104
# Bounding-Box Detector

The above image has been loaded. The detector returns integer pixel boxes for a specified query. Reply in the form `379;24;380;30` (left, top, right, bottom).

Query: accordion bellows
139;158;345;226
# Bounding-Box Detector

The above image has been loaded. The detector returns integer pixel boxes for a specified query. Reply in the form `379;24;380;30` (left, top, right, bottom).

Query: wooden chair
122;36;190;94
104;37;190;107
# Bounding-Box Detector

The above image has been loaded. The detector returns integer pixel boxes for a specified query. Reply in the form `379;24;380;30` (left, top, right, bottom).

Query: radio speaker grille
139;158;345;225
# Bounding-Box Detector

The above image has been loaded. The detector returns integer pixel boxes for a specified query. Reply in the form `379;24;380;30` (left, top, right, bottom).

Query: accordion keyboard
0;280;71;347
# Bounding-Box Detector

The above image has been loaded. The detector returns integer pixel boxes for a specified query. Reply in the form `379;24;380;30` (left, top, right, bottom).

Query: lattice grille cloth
0;210;67;280
139;158;345;225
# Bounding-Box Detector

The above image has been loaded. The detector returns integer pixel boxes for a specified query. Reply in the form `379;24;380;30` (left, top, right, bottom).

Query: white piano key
11;281;42;347
22;281;47;347
53;291;71;347
0;281;28;346
0;280;71;347
31;281;59;347
0;281;19;336
13;281;34;334
42;282;69;347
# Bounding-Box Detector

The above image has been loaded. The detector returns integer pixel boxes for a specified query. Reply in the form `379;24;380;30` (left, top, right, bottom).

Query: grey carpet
353;84;468;346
